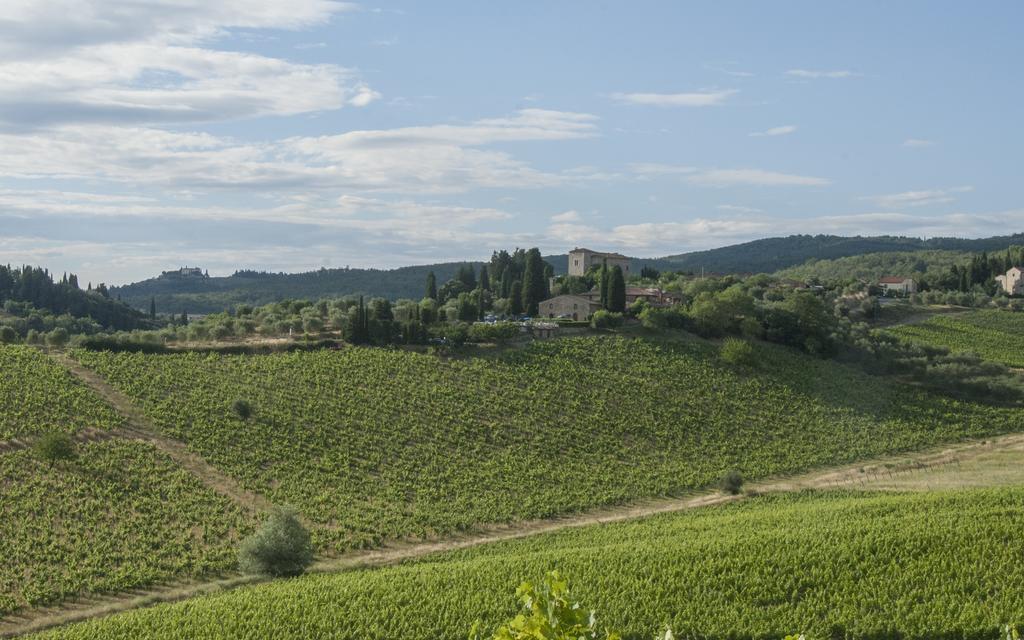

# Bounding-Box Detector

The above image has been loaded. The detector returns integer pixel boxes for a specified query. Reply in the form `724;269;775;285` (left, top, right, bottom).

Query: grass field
0;441;255;616
33;487;1024;640
73;336;1023;552
887;309;1024;367
0;345;124;440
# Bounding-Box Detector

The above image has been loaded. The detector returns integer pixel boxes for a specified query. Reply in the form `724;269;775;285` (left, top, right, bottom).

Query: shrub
720;338;755;367
0;326;17;344
46;328;69;348
238;507;314;577
469;571;621;640
590;310;624;329
33;432;76;468
468;321;520;343
720;469;744;495
232;399;253;421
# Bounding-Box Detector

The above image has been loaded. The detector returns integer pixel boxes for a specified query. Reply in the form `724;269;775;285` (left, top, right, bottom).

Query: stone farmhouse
568;247;631;278
539;294;603;320
878;276;917;295
581;286;675;306
996;267;1024;295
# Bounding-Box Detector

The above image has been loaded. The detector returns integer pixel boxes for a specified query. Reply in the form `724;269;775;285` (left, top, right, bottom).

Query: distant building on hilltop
567;248;631;277
160;266;209;279
995;267;1024;295
878;276;917;296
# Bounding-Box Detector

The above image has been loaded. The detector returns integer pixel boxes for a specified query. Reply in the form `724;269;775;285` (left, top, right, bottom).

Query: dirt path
5;428;1024;638
47;352;274;515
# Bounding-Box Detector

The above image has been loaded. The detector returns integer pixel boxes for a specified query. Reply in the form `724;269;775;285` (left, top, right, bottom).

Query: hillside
110;233;1024;314
34;488;1024;639
71;335;1019;553
887;310;1024;368
773;249;973;282
650;233;1024;275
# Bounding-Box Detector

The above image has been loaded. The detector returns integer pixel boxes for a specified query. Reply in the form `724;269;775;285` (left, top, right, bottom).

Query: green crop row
34;488;1024;639
0;345;124;440
73;336;1022;552
0;440;255;617
887;310;1024;367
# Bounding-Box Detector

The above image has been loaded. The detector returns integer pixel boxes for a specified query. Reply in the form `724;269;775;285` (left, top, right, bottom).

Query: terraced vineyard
34;488;1024;639
74;336;1023;552
0;345;124;440
888;309;1024;367
0;345;255;617
0;441;254;616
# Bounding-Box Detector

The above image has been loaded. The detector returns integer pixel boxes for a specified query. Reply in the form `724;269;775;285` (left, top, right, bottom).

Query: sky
0;1;1021;285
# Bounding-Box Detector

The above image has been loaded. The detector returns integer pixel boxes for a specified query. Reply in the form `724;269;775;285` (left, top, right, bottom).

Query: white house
878;276;917;296
996;267;1024;295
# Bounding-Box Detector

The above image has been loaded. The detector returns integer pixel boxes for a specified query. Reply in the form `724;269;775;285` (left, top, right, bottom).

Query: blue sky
0;1;1021;285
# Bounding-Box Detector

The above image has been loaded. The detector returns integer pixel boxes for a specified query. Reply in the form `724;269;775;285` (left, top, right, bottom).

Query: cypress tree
426;272;438;301
509;280;523;316
479;265;490;292
500;266;512;298
608;265;626;312
521;248;546;316
599;260;609;308
149;297;156;319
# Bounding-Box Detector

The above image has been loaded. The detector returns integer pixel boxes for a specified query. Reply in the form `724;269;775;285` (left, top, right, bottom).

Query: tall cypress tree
479;264;490;292
608;265;626;312
599;260;609;308
509;280;523;316
500;266;512;298
521;248;546;316
149;297;156;319
425;272;437;301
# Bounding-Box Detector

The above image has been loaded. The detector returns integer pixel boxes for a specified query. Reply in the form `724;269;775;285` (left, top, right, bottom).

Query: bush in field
0;326;17;344
231;399;253;421
33;432;76;468
238;507;314;577
46;328;69;348
470;571;621;640
468;321;520;343
720;338;755;367
720;469;744;495
590;310;623;329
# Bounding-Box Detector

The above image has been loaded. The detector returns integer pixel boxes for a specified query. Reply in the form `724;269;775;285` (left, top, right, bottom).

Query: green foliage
590;310;623;329
468;322;520;343
0;325;17;344
46;327;70;347
888;310;1024;367
607;266;626;313
1;441;253;617
521;249;547;317
36;489;1024;639
0;345;124;440
470;571;620;640
238;507;314;578
32;431;76;467
231;399;253;421
719;338;755;367
72;336;1022;554
719;469;744;495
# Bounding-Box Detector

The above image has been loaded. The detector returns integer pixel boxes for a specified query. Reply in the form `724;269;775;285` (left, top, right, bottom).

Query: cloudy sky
1;1;1021;284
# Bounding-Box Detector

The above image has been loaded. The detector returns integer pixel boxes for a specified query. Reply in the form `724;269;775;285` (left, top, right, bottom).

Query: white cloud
717;204;763;213
902;138;935;148
0;1;372;127
750;125;797;137
862;186;973;209
550;210;582;223
686;169;830;187
0;109;600;193
610;89;737;107
785;69;858;79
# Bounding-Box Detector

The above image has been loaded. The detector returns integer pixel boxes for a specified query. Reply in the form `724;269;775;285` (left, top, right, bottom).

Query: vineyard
72;336;1023;552
0;441;255;617
33;487;1024;639
887;310;1024;367
0;345;123;440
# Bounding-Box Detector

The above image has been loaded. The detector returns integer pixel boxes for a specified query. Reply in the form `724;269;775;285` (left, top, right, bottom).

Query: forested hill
112;233;1024;314
643;233;1024;275
112;261;490;315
